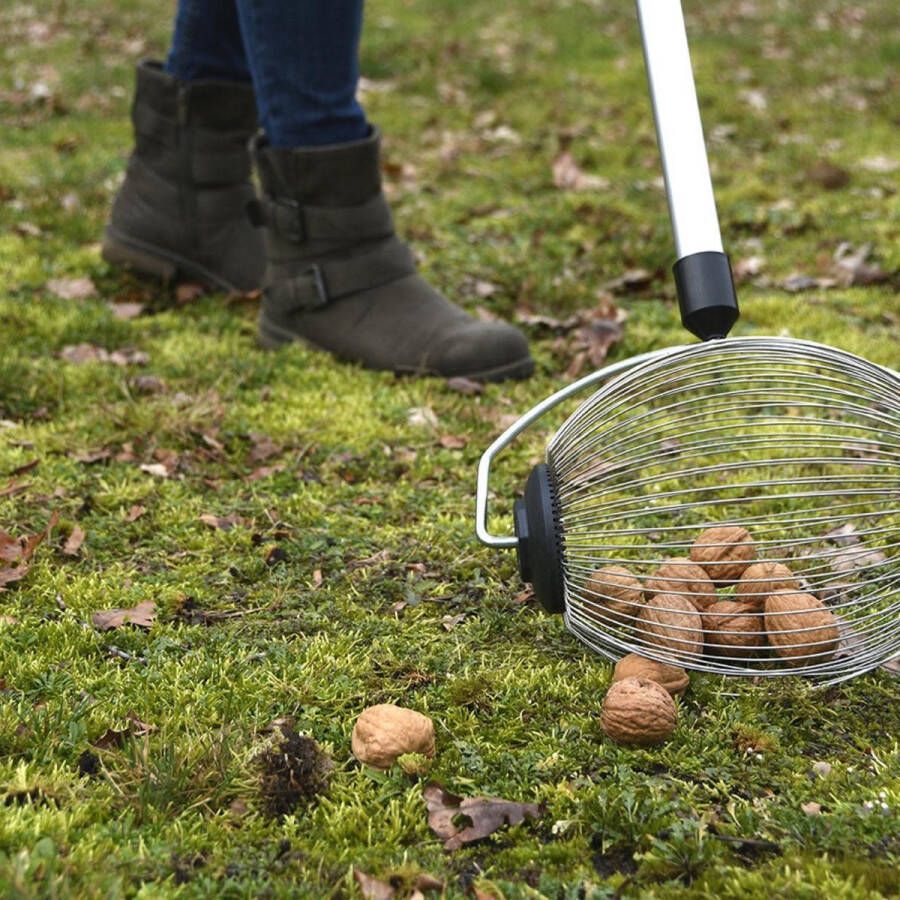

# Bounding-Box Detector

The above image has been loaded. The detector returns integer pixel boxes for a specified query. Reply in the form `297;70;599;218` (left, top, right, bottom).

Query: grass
1;0;898;896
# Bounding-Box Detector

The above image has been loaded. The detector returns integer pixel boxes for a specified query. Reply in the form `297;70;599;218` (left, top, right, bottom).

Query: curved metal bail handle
636;0;739;341
476;348;670;548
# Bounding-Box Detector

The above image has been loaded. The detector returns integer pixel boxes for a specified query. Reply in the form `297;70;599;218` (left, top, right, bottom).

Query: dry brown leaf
552;151;610;191
423;783;541;850
801;801;822;816
353;869;395;900
604;269;653;293
199;513;246;532
139;463;170;479
445;376;484;395
46;276;96;301
175;282;205;304
438;434;467;450
70;448;112;464
807;160;850;190
109;301;144;320
441;613;466;631
91;600;157;631
59;344;149;366
8;459;39;477
129;375;166;395
0;479;28;498
247;433;282;463
0;512;58;590
124;505;146;522
246;464;286;482
62;526;86;556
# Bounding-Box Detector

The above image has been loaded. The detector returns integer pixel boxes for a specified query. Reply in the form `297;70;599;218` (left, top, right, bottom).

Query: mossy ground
1;0;898;897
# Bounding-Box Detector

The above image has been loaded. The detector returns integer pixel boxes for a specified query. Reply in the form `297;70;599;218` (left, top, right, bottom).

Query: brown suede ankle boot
250;130;533;381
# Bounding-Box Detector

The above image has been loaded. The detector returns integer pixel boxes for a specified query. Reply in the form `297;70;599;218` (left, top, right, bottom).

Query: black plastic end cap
513;463;566;614
673;251;740;341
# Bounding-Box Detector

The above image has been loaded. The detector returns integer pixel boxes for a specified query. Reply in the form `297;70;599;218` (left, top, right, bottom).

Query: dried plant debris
258;727;331;819
0;512;58;590
91;600;156;631
423;783;541;851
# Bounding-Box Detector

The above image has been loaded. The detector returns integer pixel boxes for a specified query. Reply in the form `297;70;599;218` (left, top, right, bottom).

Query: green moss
1;0;898;895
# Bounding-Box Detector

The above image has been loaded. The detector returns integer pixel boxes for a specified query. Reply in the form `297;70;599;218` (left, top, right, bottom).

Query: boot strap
247;193;394;244
132;105;252;183
268;238;416;312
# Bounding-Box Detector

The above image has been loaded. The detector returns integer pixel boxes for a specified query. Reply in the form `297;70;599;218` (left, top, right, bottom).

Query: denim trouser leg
164;0;369;149
165;0;251;84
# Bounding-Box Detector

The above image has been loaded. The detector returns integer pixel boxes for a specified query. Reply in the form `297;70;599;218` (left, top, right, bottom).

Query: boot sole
258;311;535;383
101;227;244;294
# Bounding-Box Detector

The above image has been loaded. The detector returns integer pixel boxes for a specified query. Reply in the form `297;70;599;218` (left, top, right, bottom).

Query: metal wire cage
477;337;900;685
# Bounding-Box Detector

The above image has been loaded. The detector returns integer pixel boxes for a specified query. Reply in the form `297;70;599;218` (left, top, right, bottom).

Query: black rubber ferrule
673;251;740;341
514;463;566;614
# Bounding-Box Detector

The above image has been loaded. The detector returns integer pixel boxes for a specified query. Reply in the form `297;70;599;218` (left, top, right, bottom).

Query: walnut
644;558;717;611
734;561;802;610
690;525;757;585
636;592;703;663
601;676;677;746
764;592;840;666
351;704;435;770
583;565;643;630
703;600;766;659
613;653;689;696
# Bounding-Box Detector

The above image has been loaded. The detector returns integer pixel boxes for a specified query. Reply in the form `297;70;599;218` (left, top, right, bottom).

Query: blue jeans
165;0;369;148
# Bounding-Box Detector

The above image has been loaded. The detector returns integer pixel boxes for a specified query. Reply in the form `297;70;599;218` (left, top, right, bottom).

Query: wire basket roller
477;337;900;685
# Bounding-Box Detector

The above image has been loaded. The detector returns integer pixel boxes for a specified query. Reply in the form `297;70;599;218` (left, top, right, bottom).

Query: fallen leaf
246;463;286;482
139;463;170;479
0;512;58;590
91;600;157;631
62;526;86;556
801;802;822;816
312;568;323;589
423;783;542;850
175;282;205;304
474;279;499;298
603;268;653;293
441;614;466;631
811;761;833;778
59;344;149;366
248;433;282;463
353;870;394;900
552;151;610;191
829;544;887;573
46;276;96;301
438;434;467;450
91;713;155;749
733;255;765;283
109;301;144;320
0;479;28;498
70;448;112;464
8;459;38;477
859;155;898;173
807;160;850;190
445;376;484;395
823;522;860;546
129;375;165;395
124;505;146;522
408;407;439;430
0;615;19;626
199;513;246;532
832;242;889;287
778;273;836;292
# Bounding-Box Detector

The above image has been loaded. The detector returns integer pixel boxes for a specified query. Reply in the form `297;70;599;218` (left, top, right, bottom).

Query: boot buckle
304;264;329;308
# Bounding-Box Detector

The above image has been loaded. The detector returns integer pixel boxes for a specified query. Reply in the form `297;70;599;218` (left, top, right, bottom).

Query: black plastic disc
513;462;566;614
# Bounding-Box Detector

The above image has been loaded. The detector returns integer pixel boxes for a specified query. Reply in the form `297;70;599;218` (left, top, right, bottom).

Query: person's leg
102;0;264;292
165;0;251;85
234;0;368;147
237;1;533;380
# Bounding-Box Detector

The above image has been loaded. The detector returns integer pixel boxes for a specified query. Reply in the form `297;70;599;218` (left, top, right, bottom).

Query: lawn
1;0;898;897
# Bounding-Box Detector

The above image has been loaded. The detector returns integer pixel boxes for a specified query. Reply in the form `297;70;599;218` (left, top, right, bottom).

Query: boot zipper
177;87;198;254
